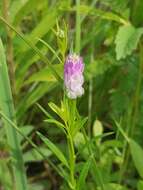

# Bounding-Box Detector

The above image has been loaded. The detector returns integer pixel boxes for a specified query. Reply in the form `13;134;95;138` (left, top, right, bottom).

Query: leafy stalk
67;1;81;185
66;99;77;190
0;39;28;190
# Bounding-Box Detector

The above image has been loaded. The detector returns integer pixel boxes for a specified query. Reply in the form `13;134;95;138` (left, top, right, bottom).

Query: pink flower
64;54;84;99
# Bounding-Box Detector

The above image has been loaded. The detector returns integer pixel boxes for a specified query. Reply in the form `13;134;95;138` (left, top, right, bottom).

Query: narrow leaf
44;119;66;133
77;157;92;190
37;132;69;168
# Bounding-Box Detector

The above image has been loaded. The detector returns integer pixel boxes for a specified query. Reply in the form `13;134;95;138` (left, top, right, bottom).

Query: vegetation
0;0;143;190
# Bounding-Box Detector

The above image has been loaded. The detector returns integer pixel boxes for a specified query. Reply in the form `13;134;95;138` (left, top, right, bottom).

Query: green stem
68;133;76;190
0;39;28;190
75;0;81;54
66;99;77;190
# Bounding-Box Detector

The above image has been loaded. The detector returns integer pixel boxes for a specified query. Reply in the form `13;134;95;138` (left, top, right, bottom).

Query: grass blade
0;39;28;190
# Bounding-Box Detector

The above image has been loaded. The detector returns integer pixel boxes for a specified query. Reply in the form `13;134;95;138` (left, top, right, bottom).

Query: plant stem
2;0;16;98
75;0;81;54
68;133;76;190
66;99;77;190
0;39;28;190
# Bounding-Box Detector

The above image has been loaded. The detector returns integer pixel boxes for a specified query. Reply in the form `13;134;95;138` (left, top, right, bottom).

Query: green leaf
129;139;143;178
38;38;63;64
101;12;128;25
25;64;63;84
37;132;69;168
48;102;61;115
44;119;66;134
48;102;66;122
23;147;51;162
77;157;92;190
115;24;143;60
36;103;53;119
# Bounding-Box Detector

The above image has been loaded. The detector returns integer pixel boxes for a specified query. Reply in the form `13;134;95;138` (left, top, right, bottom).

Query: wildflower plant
37;52;89;189
1;0;143;190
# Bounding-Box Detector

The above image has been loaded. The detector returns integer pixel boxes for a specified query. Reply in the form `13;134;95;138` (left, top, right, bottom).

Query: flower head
64;54;84;99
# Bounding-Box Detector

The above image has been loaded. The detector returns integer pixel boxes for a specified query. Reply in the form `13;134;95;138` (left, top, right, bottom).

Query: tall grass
0;39;28;190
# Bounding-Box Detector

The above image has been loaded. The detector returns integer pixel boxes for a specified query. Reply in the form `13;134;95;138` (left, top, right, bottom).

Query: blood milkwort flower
64;54;84;99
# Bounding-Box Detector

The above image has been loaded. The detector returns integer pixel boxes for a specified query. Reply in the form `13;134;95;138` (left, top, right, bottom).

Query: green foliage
1;0;143;189
26;64;63;84
115;24;143;60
